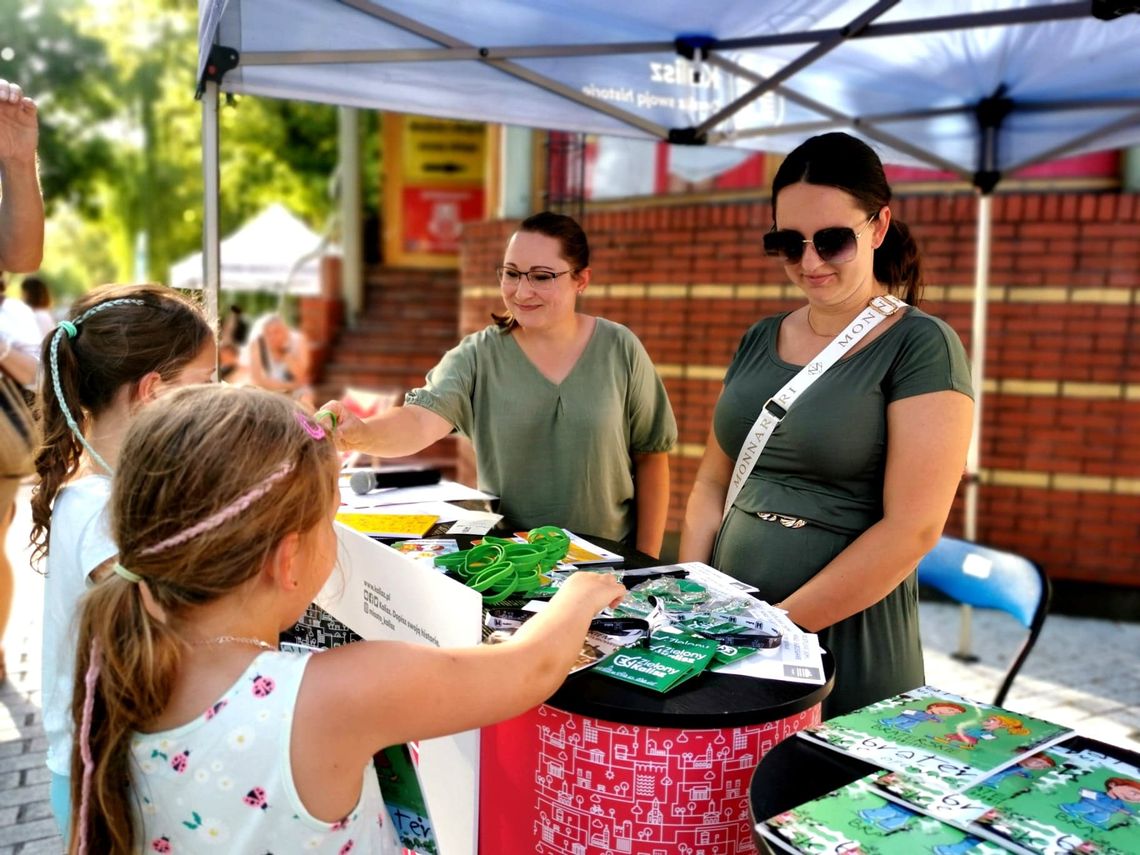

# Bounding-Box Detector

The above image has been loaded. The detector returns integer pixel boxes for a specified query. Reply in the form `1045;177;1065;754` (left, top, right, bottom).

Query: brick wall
459;192;1140;587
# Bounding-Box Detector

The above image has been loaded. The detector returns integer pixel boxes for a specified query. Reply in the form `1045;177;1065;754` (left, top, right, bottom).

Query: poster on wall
383;115;486;267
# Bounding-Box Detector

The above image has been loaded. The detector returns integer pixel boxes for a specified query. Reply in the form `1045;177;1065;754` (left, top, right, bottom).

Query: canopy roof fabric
198;0;1140;184
170;203;335;295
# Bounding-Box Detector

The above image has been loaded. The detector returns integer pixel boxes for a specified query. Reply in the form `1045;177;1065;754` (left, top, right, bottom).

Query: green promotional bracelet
431;526;573;603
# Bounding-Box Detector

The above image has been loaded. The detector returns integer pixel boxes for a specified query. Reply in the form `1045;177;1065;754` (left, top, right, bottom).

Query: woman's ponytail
874;218;925;306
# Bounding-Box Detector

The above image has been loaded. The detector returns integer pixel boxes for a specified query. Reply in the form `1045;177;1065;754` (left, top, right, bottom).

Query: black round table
477;533;836;855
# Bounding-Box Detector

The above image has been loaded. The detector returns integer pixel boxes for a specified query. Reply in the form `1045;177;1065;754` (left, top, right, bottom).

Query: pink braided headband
137;461;296;557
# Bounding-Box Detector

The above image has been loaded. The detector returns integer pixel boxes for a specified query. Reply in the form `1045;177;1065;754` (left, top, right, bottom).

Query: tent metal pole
339;107;363;325
202;80;221;339
1005;108;1140;174
259;1;1092;63
706;54;971;179
957;190;993;664
333;0;669;140
695;0;902;138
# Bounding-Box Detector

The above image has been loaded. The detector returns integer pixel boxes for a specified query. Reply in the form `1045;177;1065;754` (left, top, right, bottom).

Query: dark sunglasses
763;213;878;265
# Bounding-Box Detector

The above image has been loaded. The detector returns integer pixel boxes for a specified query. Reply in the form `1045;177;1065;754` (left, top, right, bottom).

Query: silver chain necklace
191;635;276;651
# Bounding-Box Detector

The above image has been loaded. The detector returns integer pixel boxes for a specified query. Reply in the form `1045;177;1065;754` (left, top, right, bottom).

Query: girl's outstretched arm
295;571;625;773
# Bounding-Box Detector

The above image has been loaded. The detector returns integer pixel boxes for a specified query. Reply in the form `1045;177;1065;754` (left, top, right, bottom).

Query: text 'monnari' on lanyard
721;295;908;520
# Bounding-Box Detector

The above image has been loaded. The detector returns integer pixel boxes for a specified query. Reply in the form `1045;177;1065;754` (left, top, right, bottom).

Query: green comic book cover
756;775;1007;855
798;686;1073;793
874;742;1140;855
374;744;438;855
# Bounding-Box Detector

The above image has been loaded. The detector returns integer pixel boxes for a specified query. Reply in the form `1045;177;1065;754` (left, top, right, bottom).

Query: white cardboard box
316;523;483;855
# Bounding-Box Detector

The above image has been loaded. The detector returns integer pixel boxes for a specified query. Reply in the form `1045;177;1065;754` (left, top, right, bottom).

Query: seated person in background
318;212;677;557
221;303;249;347
19;275;54;338
243;312;315;409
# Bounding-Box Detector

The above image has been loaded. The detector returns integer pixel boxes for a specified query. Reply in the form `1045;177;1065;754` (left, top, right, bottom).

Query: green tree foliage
3;0;378;294
0;0;117;215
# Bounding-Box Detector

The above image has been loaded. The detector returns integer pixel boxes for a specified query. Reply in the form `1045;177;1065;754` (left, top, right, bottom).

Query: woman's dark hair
492;211;590;331
20;275;51;309
771;132;924;305
30;284;213;563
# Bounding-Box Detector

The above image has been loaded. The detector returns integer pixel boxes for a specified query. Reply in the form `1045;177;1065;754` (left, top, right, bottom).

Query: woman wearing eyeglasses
679;132;974;717
318;211;677;556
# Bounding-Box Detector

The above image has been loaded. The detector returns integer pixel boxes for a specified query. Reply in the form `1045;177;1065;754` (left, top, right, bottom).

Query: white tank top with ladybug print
130;650;400;854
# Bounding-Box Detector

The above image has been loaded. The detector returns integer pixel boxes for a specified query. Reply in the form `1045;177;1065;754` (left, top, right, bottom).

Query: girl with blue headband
30;283;215;837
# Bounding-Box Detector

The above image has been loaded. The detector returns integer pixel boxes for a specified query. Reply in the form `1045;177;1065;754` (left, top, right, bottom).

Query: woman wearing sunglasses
679;132;973;717
318;211;677;556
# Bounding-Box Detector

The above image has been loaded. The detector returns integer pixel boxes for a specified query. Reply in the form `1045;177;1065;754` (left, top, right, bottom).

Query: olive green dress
712;308;972;717
405;319;676;545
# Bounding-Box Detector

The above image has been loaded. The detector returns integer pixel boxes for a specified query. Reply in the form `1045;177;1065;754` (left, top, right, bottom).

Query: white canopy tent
194;3;1140;850
196;0;1140;540
169;202;335;296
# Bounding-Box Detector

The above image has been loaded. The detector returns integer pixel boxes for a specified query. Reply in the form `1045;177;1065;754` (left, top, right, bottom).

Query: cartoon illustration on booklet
799;686;1073;793
875;741;1140;855
390;538;460;564
375;744;439;855
757;775;1007;855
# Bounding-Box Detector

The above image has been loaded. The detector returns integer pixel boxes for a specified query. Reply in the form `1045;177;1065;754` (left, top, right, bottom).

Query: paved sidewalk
1;481;1137;851
1;488;60;853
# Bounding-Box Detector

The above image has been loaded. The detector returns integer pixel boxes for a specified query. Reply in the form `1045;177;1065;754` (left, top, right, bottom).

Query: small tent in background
169;203;337;296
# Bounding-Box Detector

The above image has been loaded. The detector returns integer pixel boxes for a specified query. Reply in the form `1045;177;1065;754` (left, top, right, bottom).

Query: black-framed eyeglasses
496;266;575;288
763;214;878;265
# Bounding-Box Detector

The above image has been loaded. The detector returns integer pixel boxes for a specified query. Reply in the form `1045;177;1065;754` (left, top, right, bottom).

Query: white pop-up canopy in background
169;202;337;295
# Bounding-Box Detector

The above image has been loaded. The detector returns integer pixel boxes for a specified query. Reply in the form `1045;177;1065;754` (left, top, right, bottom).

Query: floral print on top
130;650;400;854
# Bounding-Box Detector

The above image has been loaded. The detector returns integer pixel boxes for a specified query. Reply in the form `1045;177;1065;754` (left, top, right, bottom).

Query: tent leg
339;107;362;325
954;191;993;664
202;81;221;340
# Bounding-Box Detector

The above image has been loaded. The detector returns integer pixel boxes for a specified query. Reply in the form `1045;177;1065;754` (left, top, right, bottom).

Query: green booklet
874;742;1140;855
374;744;439;855
798;686;1073;793
757;775;1007;854
593;628;720;693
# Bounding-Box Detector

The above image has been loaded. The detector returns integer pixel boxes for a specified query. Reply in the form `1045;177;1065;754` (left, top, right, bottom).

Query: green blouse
405;319;676;544
711;307;972;716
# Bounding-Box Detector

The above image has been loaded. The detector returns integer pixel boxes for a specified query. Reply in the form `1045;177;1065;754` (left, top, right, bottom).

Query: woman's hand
314;400;366;453
314;399;453;458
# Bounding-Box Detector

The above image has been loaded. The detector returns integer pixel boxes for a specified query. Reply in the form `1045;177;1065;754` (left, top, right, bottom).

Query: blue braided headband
50;298;149;475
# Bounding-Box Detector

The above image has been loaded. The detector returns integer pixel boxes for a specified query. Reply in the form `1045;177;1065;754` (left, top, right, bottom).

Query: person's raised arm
298;571;626;763
316;398;454;459
632;451;669;557
679;418;733;564
777;389;973;631
0;81;43;273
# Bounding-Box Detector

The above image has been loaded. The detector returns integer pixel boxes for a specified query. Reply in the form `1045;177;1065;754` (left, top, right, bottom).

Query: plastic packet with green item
623;577;709;612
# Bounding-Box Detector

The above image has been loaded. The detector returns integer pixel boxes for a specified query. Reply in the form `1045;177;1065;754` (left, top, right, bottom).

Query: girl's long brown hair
68;385;337;853
30;284;212;563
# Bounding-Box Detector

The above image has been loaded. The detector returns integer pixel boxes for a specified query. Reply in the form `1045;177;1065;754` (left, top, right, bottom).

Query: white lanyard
722;294;908;520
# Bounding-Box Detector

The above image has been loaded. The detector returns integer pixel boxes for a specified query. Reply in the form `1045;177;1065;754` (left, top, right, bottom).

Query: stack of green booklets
758;686;1140;855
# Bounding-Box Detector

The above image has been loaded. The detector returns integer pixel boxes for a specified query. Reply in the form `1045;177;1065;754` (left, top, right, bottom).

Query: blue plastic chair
917;536;1051;707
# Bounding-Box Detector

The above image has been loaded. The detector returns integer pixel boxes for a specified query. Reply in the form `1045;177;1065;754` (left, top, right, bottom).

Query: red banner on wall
401;187;484;254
